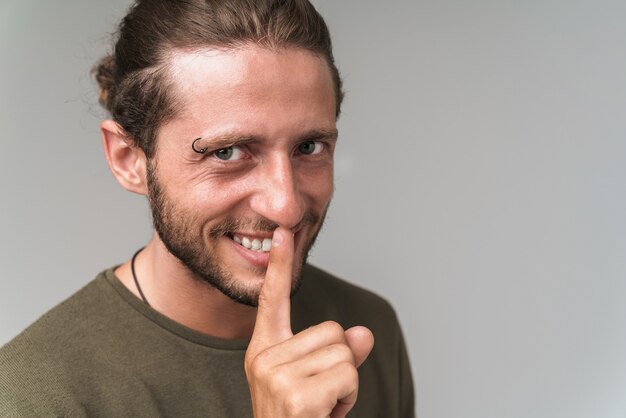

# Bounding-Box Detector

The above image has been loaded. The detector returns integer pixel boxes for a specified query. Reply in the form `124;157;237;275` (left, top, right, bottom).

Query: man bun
94;55;116;112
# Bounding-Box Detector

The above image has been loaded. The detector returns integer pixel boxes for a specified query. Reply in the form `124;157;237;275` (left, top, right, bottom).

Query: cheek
299;166;334;205
188;176;252;210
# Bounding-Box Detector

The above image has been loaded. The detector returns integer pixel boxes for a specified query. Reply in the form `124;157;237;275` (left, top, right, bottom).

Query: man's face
146;46;337;306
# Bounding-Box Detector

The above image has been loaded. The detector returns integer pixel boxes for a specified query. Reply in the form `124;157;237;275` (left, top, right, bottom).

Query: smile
232;234;273;253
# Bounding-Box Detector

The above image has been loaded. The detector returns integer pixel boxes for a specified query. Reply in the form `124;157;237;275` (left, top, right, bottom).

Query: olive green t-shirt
0;264;414;417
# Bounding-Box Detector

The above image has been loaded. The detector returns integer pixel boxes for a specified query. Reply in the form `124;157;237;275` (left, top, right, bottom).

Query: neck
115;232;257;340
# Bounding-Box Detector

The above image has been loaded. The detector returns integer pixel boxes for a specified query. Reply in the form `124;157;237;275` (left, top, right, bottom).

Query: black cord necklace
131;248;151;307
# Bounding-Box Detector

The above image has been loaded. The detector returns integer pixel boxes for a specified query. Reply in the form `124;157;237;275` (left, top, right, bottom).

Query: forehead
160;45;336;143
168;45;333;97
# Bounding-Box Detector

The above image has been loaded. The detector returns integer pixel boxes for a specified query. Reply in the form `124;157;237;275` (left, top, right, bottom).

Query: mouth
222;225;311;272
230;233;273;253
228;224;305;253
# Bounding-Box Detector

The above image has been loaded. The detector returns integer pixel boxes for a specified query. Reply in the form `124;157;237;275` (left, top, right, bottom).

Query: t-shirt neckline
103;267;251;351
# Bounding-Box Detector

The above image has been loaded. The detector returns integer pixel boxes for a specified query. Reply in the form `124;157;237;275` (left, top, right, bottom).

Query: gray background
1;1;625;417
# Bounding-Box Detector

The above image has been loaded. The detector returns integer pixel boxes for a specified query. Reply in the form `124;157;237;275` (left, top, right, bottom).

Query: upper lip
231;231;274;239
230;225;305;240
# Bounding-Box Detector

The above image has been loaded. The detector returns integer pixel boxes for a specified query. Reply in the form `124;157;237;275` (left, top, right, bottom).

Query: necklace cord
131;247;151;307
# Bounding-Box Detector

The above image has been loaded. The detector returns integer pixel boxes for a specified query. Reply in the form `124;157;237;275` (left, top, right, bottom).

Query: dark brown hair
94;0;343;159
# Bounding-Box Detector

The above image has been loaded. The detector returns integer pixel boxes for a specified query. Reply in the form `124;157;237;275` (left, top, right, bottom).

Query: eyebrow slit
191;137;207;154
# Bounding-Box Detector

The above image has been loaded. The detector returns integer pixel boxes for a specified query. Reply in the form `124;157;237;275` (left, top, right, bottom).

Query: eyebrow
300;128;339;142
191;135;256;154
190;128;339;153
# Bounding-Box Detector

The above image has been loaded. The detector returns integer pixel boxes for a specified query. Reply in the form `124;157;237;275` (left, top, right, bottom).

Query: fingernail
272;229;283;247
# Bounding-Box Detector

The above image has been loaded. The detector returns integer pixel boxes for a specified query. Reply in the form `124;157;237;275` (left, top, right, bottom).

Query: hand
245;227;375;418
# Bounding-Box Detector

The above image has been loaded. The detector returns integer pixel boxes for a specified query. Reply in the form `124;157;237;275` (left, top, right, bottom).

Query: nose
249;155;306;230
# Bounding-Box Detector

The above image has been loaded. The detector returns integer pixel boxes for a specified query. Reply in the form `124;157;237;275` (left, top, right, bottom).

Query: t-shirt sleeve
396;322;416;418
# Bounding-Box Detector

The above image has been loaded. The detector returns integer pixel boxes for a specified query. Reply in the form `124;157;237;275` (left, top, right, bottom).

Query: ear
101;120;148;195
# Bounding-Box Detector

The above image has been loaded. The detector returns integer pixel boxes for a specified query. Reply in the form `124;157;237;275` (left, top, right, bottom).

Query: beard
145;159;326;307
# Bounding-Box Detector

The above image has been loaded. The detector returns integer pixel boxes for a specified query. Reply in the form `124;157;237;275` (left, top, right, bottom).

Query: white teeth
233;235;273;252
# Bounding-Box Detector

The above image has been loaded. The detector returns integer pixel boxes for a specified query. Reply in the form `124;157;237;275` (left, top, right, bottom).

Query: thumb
344;326;375;368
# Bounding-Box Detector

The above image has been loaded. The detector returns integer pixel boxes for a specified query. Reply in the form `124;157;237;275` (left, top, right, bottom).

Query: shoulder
1;270;115;355
0;271;116;413
294;264;401;335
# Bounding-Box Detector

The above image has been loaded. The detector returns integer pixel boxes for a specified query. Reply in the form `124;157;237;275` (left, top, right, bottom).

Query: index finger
250;227;295;347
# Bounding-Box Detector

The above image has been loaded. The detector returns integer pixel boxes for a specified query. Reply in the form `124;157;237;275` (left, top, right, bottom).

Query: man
0;0;414;416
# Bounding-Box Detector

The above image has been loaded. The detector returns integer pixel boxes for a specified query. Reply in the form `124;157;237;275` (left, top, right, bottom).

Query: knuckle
325;343;355;365
320;320;345;340
336;343;356;364
248;351;273;381
244;349;256;368
340;362;359;386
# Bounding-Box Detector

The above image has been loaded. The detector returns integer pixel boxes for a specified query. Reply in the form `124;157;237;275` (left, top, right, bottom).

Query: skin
101;45;374;417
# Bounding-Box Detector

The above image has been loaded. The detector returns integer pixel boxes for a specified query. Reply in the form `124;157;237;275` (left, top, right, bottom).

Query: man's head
97;0;340;306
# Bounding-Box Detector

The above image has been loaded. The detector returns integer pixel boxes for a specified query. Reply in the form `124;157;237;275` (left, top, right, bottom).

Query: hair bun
93;55;116;111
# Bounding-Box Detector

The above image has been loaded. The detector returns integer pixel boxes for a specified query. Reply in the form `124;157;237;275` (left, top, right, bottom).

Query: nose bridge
253;154;305;228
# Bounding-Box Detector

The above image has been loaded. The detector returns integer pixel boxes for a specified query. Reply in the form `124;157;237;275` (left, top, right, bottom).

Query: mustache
208;211;319;239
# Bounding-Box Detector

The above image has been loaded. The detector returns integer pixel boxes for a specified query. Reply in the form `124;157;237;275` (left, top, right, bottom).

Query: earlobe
101;120;148;195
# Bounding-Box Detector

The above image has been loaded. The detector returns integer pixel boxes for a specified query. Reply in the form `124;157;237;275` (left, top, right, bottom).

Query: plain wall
2;1;626;417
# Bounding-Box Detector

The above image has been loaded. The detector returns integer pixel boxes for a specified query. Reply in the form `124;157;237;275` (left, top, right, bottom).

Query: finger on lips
251;226;295;347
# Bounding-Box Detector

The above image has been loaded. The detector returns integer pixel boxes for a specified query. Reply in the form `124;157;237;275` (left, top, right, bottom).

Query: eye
297;141;324;155
213;146;244;161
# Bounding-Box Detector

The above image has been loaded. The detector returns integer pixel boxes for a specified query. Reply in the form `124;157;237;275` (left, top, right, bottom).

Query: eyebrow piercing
191;137;207;154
